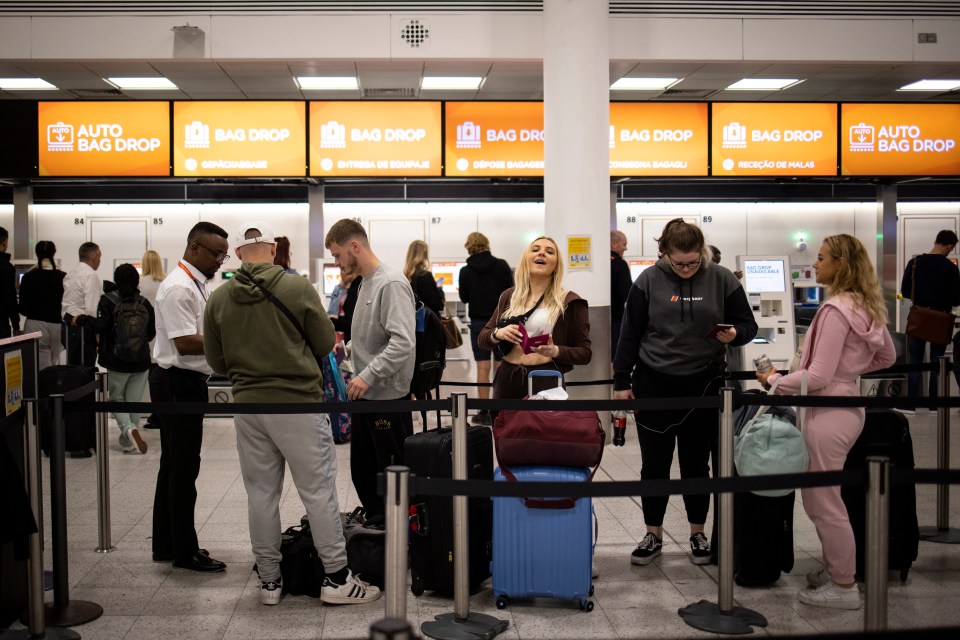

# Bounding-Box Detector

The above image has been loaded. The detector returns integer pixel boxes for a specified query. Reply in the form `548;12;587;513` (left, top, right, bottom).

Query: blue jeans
906;336;947;407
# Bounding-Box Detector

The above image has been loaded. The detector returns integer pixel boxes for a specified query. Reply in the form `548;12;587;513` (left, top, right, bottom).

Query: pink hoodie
768;293;896;397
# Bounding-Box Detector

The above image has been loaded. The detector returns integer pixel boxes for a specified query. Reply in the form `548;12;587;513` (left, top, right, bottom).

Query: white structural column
543;1;612;394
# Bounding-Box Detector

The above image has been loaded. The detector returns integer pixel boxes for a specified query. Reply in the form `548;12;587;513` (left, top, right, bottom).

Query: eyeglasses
194;241;230;265
668;257;701;271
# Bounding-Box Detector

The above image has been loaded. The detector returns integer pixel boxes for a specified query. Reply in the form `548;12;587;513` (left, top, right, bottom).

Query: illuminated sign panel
38;102;170;177
309;101;441;176
711;103;838;176
841;103;960;175
173;102;306;177
444;102;544;177
610;103;708;176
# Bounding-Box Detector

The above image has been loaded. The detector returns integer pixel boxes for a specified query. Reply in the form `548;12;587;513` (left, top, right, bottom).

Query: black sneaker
631;533;662;566
690;532;711;565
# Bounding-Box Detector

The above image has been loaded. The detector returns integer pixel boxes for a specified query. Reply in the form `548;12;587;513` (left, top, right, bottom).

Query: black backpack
106;292;151;363
409;299;446;398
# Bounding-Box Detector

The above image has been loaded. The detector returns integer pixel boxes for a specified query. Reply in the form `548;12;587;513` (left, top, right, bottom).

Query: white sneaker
259;578;282;605
320;569;381;605
807;568;831;588
797;582;861;610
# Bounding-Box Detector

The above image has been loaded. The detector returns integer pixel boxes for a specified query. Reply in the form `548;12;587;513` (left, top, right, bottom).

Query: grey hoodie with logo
613;258;757;388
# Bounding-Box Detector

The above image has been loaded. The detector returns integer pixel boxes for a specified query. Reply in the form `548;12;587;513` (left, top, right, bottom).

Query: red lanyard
178;261;208;301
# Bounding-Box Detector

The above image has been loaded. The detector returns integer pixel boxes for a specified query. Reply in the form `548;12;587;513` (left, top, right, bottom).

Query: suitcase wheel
411;571;425;597
496;596;509;610
579;600;594;612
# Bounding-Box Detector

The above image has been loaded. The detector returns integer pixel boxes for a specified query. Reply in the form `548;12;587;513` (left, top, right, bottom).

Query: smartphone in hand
704;323;734;339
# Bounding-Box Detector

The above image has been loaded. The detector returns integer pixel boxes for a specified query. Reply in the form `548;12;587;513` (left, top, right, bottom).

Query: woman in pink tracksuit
758;234;895;611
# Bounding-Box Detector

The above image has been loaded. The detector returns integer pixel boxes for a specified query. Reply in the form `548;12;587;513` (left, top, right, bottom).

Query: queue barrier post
4;399;81;640
864;456;890;632
679;387;767;634
383;466;410;621
94;371;115;554
369;617;418;640
29;393;103;629
919;355;960;543
421;393;508;640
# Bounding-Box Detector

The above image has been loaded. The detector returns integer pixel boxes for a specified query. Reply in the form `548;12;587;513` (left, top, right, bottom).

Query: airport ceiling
1;58;960;103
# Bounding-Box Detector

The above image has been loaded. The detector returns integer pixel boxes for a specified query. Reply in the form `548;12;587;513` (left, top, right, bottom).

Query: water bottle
612;410;627;447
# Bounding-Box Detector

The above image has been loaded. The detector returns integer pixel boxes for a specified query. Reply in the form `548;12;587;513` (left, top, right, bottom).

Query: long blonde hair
822;234;887;325
503;236;566;327
141;249;166;281
403;240;431;281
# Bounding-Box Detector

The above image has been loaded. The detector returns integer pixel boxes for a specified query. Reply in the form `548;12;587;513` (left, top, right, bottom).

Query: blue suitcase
491;465;594;611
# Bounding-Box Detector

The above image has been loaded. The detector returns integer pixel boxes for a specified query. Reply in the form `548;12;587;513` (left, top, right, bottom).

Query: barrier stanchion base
421;612;509;640
0;626;81;640
94;545;117;554
920;526;960;544
36;600;104;627
678;600;767;635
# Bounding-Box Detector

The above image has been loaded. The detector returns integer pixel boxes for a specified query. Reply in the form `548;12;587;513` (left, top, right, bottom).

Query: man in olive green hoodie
204;221;380;607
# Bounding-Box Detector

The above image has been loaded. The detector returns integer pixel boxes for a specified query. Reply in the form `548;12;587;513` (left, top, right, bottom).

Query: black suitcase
734;490;796;586
841;408;919;582
404;424;493;596
38;365;97;456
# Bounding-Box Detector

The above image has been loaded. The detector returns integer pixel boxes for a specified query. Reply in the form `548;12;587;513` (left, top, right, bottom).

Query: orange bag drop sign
309;101;441;177
173;101;306;177
444;102;545;177
841;103;960;176
38;102;170;177
711;103;838;177
610;103;708;176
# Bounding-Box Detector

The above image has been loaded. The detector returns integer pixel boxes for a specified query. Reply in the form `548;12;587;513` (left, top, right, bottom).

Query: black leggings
632;362;721;528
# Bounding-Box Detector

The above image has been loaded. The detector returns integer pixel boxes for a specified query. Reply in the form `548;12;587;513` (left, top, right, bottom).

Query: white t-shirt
524;308;551;337
61;262;102;318
153;261;212;374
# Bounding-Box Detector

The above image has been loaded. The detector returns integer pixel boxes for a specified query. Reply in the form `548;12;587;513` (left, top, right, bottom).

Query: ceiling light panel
726;78;804;91
297;76;359;90
106;77;177;90
0;78;58;90
421;76;483;90
610;77;679;91
898;79;960;91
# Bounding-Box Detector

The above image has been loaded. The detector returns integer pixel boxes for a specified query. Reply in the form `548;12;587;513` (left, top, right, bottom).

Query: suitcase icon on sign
47;121;74;152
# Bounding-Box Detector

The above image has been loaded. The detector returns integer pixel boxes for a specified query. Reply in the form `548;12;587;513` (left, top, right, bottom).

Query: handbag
492;371;605;470
440;311;463;349
905;260;956;346
734;378;808;497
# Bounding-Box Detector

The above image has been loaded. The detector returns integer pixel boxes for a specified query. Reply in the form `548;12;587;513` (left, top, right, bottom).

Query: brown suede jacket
478;288;592;374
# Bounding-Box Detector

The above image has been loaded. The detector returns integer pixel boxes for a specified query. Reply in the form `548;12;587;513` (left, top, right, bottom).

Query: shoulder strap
236;269;322;366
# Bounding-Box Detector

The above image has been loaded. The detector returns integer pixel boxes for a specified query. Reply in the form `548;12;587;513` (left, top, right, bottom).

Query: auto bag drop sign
174;101;306;177
309;101;441;177
711;103;838;176
841;103;960;176
38;102;170;177
444;102;545;177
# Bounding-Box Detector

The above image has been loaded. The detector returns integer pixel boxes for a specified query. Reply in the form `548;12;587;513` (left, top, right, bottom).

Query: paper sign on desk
518;323;550;354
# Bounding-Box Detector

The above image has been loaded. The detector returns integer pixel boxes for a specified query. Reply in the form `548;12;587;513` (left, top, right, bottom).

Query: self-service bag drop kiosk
735;255;796;390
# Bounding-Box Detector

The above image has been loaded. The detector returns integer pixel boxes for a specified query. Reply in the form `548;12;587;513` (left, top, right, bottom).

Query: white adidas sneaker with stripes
320;569;381;605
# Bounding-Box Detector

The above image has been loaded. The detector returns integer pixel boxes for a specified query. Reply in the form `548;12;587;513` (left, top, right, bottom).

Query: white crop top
523;308;552;337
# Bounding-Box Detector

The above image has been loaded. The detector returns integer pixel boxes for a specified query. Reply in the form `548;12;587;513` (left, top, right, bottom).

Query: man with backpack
204;222;380;606
324;219;416;521
93;263;155;454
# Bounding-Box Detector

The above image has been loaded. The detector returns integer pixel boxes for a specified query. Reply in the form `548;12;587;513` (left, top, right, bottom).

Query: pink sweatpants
800;406;864;585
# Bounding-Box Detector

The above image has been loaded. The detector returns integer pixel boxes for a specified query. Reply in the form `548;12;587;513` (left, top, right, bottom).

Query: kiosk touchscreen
431;261;466;295
736;254;796;389
322;265;341;296
628;259;656;283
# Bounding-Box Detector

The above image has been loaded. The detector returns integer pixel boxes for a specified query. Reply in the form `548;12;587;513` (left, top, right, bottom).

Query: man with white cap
204;221;380;607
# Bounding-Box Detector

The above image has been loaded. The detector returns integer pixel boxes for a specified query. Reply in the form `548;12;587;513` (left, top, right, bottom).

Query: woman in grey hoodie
613;219;757;567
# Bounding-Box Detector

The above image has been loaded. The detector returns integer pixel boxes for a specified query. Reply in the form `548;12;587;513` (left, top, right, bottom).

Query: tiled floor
6;403;960;639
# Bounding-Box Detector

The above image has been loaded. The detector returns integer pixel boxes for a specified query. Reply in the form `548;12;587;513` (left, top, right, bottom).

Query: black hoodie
0;252;19;334
458;251;514;322
614;258;757;387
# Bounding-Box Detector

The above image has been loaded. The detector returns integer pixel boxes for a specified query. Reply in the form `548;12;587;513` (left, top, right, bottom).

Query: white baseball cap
234;221;276;249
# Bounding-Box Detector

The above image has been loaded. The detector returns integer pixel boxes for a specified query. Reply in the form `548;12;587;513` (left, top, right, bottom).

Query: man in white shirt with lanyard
61;241;102;366
150;222;229;572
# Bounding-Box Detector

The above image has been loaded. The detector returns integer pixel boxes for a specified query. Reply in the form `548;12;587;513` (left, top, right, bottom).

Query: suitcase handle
527;369;563;397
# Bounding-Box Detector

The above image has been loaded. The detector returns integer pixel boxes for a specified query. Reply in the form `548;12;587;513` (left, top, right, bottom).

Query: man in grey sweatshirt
325;219;416;519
